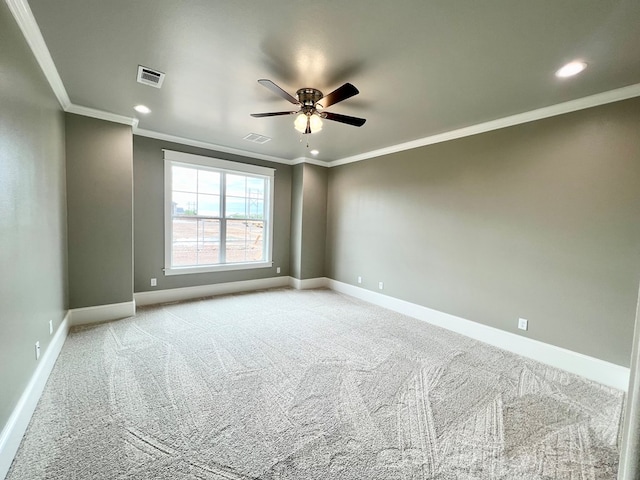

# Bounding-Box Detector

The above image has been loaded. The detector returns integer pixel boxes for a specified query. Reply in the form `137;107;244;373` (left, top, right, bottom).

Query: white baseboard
289;277;330;290
327;279;630;391
136;276;629;390
68;301;136;326
1;280;628;480
134;276;290;307
0;311;70;480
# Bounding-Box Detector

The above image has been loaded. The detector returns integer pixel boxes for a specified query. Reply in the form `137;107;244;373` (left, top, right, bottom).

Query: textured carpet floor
8;288;623;479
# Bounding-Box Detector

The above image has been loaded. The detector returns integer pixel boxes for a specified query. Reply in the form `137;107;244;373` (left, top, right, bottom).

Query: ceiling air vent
137;65;165;88
243;133;272;144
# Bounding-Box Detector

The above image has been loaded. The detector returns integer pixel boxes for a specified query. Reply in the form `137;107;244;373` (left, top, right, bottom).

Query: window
164;150;274;275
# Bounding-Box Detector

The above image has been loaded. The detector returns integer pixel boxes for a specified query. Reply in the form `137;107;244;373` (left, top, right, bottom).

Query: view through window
164;151;274;275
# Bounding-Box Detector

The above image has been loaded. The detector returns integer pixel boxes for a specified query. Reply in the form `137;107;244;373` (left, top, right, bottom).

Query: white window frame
163;149;275;276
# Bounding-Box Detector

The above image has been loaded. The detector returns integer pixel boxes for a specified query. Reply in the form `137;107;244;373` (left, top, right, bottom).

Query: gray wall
290;164;304;279
327;98;640;367
300;164;327;279
65;114;133;308
0;3;67;433
289;163;328;280
133;136;291;292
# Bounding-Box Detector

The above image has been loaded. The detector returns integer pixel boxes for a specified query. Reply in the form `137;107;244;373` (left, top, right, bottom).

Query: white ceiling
17;0;640;164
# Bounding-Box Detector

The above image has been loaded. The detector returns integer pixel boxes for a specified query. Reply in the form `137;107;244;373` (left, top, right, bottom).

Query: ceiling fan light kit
294;113;323;134
251;79;366;135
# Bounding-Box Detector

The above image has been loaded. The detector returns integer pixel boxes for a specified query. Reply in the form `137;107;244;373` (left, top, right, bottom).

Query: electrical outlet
35;341;41;361
357;276;362;284
150;278;157;287
49;319;53;335
276;267;281;274
378;281;384;290
518;318;528;331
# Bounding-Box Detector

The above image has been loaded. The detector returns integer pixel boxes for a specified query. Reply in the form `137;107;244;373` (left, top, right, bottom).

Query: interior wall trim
326;279;630;391
290;157;328;167
134;275;329;308
289;277;331;290
134;277;290;307
134;128;294;166
6;0;71;109
328;82;640;168
9;0;640;169
0;311;70;480
66;104;138;128
69;301;136;326
0;279;631;478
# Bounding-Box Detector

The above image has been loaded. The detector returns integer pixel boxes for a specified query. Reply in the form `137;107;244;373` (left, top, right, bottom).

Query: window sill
164;261;273;276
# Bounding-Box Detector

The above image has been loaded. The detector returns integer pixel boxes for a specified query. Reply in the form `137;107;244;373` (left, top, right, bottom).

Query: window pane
198;218;220;265
173;166;197;192
226;174;246;197
199;218;220;242
172;217;198;266
172;243;198;266
247;177;265;219
198;170;220;195
226;198;263;219
173;217;197;242
226;196;247;218
198;194;220;217
247;177;265;198
225;175;266;219
248;200;264;220
197;244;219;265
226;220;264;263
172;218;221;266
173;192;197;216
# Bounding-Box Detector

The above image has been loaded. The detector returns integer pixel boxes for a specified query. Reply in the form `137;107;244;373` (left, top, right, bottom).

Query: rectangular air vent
243;133;272;144
137;65;165;88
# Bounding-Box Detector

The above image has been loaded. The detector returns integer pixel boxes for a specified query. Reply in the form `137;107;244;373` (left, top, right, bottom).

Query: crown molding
329;82;640;167
6;0;71;109
58;84;640;169
66;104;138;127
10;0;640;169
7;0;138;128
134;128;295;165
4;0;329;166
290;156;329;167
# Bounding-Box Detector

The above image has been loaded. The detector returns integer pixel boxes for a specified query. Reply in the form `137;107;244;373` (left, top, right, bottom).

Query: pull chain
299;134;310;149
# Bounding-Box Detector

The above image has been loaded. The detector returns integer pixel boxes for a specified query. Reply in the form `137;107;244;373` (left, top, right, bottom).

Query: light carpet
7;288;624;479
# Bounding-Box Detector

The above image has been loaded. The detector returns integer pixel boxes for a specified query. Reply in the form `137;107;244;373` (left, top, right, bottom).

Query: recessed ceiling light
555;61;587;78
134;104;151;114
310;149;319;156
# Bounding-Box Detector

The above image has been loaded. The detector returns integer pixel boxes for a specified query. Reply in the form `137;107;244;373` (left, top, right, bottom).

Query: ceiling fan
251;79;366;134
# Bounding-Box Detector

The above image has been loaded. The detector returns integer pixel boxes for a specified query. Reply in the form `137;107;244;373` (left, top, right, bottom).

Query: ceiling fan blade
319;83;359;108
250;111;298;117
321;111;366;127
257;79;299;105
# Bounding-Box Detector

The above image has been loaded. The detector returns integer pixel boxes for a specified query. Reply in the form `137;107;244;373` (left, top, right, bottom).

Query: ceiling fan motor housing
297;88;324;114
